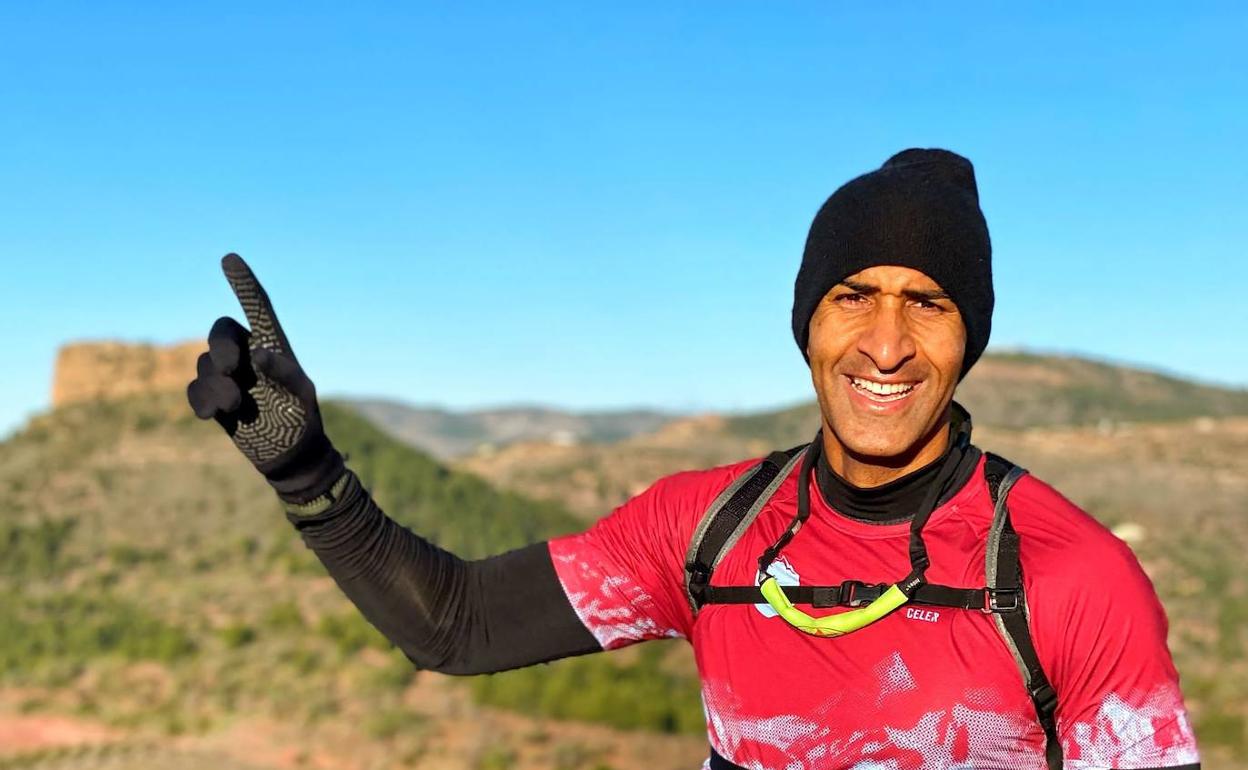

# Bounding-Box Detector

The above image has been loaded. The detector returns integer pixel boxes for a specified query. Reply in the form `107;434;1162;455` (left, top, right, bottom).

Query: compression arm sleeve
284;469;602;675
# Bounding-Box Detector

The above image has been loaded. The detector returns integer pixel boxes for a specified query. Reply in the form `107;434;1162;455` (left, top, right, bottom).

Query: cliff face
51;341;203;407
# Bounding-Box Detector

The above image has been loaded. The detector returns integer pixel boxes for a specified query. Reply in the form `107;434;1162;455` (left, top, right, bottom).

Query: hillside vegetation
0;394;707;770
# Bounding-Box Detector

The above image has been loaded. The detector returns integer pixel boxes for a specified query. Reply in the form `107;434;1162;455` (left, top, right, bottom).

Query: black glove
187;253;344;503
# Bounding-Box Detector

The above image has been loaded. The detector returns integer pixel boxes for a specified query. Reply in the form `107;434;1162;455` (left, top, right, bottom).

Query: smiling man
188;148;1200;769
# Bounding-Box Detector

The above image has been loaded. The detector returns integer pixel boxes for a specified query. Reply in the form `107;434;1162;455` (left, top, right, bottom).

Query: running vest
684;445;1062;770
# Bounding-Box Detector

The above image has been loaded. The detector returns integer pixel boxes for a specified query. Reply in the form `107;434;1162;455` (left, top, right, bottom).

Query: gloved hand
187;253;344;503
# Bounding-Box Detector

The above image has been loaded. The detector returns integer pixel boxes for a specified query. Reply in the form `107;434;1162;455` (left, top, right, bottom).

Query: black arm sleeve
284;470;602;675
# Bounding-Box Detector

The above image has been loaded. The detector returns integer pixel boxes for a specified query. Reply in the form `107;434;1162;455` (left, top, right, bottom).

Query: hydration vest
683;443;1062;770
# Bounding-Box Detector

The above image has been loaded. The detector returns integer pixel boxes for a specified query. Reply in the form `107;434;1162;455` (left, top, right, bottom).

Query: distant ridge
44;340;682;462
346;400;679;460
47;342;1247;462
353;352;1248;462
722;351;1248;447
453;351;1248;524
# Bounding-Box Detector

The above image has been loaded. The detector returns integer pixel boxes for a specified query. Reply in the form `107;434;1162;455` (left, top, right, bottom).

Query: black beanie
792;147;993;378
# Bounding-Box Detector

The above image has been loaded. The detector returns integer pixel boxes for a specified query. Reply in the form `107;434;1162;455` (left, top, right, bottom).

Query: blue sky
2;2;1246;437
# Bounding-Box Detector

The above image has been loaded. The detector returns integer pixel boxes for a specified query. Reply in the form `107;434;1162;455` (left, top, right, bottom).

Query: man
187;148;1200;769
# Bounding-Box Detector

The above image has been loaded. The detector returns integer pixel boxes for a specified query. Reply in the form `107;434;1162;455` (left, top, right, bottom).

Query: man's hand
187;254;344;503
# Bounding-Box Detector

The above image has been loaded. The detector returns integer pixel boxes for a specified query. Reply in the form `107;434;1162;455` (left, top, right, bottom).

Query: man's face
807;265;966;461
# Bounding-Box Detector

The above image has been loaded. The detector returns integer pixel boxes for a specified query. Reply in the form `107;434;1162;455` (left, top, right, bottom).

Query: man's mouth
847;375;920;403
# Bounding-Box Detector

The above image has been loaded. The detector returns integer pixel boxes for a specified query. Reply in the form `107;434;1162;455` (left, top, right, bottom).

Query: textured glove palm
186;254;344;503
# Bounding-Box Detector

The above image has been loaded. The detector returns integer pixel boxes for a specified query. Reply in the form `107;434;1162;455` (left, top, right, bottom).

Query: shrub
0;592;195;679
1;518;77;578
317;611;391;656
470;644;703;735
262;600;305;630
219;623;257;649
475;745;517;770
1197;713;1245;751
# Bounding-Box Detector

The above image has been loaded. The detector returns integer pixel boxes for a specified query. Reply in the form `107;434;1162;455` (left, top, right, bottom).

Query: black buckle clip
840;580;887;608
686;562;710;587
1030;682;1059;715
983;588;1019;613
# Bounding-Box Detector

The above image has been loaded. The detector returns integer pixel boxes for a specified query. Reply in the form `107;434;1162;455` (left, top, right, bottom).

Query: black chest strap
701;578;1022;612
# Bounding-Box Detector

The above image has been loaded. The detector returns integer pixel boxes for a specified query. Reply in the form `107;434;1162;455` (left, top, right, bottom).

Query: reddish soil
0;713;120;754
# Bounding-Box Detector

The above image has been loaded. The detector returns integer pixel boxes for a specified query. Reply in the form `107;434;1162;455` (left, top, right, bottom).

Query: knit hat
792;148;993;379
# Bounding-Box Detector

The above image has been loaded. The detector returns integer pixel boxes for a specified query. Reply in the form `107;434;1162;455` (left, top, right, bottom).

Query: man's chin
829;421;917;460
841;436;926;464
827;407;939;463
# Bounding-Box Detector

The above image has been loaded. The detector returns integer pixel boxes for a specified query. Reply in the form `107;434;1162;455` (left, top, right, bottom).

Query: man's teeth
850;377;917;398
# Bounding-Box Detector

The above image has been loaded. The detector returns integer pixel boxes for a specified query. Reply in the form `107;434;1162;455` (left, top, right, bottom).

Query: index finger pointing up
221;253;294;357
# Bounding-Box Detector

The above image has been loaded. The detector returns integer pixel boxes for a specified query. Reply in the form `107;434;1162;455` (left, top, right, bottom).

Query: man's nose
856;302;917;373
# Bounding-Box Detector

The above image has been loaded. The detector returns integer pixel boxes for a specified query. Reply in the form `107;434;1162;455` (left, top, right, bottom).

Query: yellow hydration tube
759;577;910;638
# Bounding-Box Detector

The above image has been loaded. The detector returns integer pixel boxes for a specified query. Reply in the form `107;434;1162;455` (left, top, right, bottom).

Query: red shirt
547;453;1200;769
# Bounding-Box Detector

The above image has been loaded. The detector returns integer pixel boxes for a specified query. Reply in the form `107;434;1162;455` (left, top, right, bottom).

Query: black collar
814;402;982;525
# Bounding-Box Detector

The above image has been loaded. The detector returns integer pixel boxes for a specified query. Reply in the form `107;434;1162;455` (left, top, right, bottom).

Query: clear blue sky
3;2;1246;437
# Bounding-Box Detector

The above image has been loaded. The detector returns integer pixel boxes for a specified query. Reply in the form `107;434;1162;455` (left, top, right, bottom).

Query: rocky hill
50;342;202;408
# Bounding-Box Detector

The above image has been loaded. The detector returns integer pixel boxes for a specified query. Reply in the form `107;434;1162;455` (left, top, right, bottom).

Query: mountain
345;400;680;459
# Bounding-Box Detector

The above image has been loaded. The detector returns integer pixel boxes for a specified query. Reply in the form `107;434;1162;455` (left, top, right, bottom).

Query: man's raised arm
186;254;599;674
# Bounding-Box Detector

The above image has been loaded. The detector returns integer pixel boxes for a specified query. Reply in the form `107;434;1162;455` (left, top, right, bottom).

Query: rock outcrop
51;341;202;407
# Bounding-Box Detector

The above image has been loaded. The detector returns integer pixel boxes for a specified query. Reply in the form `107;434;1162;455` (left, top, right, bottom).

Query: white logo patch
754;556;800;618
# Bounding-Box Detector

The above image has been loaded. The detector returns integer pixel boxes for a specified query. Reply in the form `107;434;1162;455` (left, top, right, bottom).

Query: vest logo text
905;607;941;623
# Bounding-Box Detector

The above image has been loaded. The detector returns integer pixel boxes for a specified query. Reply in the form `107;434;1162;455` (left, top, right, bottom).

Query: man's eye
835;293;866;304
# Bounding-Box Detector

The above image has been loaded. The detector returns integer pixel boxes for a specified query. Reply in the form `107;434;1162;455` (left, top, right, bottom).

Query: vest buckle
840;580;887;607
983;588;1019;613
